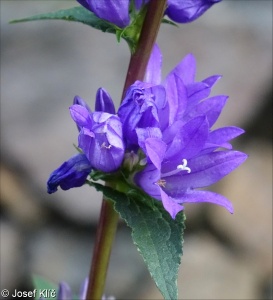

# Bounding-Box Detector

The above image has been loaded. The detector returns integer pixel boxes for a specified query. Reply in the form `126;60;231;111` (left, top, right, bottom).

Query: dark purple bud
95;88;115;114
47;153;92;194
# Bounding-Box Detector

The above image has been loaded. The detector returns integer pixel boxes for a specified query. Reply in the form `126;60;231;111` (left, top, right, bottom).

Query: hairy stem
86;1;167;299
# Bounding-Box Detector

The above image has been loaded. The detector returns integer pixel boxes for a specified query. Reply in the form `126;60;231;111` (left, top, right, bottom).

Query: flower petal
202;74;222;87
134;164;161;200
118;83;163;147
78;112;124;172
208;126;245;146
186;81;211;107
145;138;167;170
70;104;92;128
165;151;248;194
177;190;233;213
106;118;124;149
80;132;119;172
184;95;228;127
166;0;221;23
169;53;196;86
164;73;187;125
160;188;184;219
145;43;162;85
136;126;163;159
162;119;183;145
73;95;92;112
163;116;209;163
73;96;92;132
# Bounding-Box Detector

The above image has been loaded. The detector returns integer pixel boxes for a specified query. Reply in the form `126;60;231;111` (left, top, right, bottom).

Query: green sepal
73;143;83;153
89;181;185;300
161;18;179;27
89;169;121;182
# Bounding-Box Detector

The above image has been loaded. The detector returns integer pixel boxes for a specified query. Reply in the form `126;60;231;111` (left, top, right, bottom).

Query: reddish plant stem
86;1;167;299
86;199;119;300
122;0;167;98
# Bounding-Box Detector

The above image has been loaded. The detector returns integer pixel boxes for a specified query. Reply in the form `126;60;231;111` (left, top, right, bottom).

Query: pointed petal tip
47;185;57;194
160;189;184;219
202;74;222;88
226;202;234;214
170;206;184;219
223;150;248;172
184;53;196;64
145;43;162;85
237;151;248;163
95;88;115;114
73;95;81;104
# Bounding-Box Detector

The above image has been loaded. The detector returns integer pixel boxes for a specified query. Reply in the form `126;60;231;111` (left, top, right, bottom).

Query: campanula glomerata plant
12;0;247;299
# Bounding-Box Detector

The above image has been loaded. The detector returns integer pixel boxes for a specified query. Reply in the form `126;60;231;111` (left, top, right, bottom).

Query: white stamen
161;158;191;177
101;142;112;149
177;159;191;173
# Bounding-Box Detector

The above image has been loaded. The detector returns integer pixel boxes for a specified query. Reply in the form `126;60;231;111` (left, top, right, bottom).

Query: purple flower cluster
47;44;246;218
77;0;221;28
120;45;246;218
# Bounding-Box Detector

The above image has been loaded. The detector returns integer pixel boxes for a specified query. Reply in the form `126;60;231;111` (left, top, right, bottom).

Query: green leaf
90;182;185;300
9;6;140;51
10;6;117;34
161;18;179;27
32;275;58;300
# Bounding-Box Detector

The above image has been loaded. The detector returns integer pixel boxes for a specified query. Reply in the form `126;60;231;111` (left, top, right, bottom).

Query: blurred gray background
1;1;272;299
